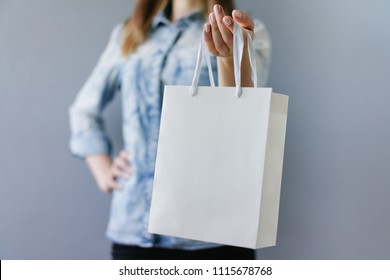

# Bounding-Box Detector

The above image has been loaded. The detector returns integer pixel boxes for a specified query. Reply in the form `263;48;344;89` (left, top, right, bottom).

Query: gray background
0;0;389;259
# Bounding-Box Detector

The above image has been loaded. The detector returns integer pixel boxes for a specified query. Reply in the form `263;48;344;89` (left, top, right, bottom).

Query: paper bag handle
191;21;257;97
190;36;216;96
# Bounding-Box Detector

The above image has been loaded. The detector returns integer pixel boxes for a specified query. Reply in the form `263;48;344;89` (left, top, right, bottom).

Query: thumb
232;10;254;32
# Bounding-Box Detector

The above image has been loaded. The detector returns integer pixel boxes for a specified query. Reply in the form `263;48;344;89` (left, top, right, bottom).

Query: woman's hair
121;0;235;56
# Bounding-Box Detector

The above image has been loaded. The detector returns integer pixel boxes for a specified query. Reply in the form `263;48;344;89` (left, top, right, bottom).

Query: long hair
121;0;235;56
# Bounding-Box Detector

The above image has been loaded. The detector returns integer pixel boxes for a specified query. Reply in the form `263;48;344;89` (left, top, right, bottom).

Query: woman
69;0;270;260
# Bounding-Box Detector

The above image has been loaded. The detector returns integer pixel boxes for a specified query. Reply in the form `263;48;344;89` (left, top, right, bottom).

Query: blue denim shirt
69;11;271;250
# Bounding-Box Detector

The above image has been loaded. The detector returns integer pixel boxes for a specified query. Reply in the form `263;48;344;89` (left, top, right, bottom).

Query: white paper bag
148;22;288;249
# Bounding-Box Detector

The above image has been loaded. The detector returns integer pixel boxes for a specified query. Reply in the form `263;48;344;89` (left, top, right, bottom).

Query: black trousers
112;243;255;260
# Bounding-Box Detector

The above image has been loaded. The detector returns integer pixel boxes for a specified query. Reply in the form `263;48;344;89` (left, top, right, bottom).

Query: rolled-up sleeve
69;24;123;158
253;19;271;86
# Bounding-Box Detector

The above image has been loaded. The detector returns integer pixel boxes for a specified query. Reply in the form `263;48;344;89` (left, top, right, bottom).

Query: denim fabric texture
69;10;271;249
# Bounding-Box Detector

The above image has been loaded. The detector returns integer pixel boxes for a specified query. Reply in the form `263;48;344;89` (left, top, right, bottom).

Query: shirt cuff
69;128;112;159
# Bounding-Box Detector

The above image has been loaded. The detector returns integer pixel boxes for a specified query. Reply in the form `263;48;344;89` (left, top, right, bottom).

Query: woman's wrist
217;56;234;87
86;154;112;183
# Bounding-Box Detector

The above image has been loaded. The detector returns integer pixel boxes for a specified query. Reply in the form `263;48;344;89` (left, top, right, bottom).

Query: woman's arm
203;6;258;87
69;25;123;158
69;25;126;192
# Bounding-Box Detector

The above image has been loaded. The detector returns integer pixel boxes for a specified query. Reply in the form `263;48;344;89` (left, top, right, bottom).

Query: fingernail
204;23;210;32
214;4;222;15
223;16;232;26
209;13;216;23
234;10;243;18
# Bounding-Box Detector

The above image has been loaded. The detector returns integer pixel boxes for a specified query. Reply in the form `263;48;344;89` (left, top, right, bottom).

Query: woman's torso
107;11;219;249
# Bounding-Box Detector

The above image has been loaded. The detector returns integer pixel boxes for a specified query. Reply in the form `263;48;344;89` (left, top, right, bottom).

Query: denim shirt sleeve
253;19;271;86
68;24;123;158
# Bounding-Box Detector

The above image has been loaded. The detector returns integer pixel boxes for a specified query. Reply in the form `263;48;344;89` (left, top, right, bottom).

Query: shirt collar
152;8;204;30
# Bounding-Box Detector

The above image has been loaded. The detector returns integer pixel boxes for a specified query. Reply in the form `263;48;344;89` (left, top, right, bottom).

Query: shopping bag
148;22;288;249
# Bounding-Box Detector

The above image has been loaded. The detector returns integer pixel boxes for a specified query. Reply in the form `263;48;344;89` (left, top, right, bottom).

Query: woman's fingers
204;23;219;56
209;12;229;55
205;12;232;57
213;5;233;53
112;165;132;179
111;150;132;180
99;174;123;193
107;178;123;191
204;6;255;57
232;9;254;39
222;16;234;33
114;157;131;173
119;150;131;161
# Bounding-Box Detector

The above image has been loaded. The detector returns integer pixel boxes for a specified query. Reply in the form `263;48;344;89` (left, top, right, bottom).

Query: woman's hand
203;5;255;87
203;5;254;58
86;151;132;193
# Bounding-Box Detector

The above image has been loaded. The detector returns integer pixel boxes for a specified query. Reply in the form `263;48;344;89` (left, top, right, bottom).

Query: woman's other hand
86;151;132;193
